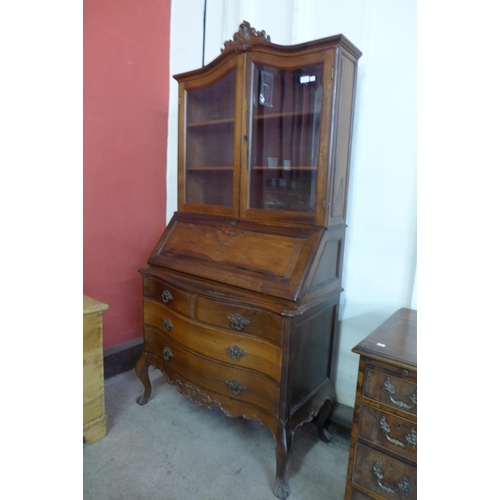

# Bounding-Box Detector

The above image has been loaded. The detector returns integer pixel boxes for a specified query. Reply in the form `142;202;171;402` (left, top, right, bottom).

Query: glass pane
185;70;236;206
249;64;323;213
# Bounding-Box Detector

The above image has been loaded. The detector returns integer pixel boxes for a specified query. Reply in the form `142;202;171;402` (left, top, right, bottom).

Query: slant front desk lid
148;213;325;302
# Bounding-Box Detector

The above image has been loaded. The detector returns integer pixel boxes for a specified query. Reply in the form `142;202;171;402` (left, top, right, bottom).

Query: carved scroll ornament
222;21;271;53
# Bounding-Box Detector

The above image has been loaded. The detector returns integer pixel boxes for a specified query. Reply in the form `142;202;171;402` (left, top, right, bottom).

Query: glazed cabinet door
178;57;244;217
241;50;335;225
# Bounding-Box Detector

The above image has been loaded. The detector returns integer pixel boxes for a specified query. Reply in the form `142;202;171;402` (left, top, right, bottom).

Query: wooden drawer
363;368;417;417
358;405;417;462
352;443;417;499
144;299;282;381
144;326;280;417
196;295;283;344
143;275;193;317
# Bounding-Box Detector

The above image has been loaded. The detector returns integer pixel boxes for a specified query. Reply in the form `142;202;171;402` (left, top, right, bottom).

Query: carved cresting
222;20;271;54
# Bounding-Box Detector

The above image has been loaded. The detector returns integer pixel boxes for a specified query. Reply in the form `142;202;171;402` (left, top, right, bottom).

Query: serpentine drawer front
143;325;280;417
196;295;284;345
143;275;194;317
143;299;282;381
345;308;417;499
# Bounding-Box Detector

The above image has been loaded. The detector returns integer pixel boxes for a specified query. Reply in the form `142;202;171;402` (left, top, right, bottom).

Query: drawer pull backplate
383;377;417;410
161;290;173;303
225;379;246;396
163;318;173;331
227;314;250;331
373;462;411;497
226;345;248;361
379;416;417;449
162;346;173;361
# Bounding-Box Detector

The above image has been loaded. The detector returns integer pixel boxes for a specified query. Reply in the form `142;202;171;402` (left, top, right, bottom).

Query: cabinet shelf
253;110;315;121
186;166;317;172
187;118;235;128
252;165;317;171
186;166;233;172
186;111;316;130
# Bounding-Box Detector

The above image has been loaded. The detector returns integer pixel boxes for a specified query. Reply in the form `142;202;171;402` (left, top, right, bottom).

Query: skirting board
103;338;143;380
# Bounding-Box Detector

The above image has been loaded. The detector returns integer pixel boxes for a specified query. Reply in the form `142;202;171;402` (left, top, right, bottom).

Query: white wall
167;0;417;407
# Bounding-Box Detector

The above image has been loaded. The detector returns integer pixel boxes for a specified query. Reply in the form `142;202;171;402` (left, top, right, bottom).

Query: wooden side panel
329;50;357;226
289;300;337;411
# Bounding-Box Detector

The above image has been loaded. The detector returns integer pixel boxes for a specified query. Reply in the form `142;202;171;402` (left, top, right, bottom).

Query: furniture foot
317;399;334;443
135;350;152;406
83;414;107;444
274;420;293;499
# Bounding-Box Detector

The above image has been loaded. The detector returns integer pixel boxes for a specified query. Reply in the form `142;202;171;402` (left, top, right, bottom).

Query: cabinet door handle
162;346;174;361
162;290;173;303
226;345;248;361
379;416;417;449
225;380;246;396
227;314;250;331
373;462;411;497
383;377;417;409
162;318;173;331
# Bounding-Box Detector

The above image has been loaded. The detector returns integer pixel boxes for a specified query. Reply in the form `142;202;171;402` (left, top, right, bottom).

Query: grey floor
83;368;351;500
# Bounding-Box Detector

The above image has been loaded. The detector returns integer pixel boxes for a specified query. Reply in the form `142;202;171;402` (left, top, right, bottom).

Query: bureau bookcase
135;22;361;499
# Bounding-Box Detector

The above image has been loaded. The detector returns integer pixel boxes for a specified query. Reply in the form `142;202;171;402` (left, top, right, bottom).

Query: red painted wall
84;0;171;350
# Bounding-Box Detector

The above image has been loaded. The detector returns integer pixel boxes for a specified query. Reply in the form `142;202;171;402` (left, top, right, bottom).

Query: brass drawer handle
379;416;417;449
162;290;173;303
383;377;417;410
225;380;246;396
373;462;411;497
227;314;250;331
162;346;173;361
225;345;248;361
162;318;173;331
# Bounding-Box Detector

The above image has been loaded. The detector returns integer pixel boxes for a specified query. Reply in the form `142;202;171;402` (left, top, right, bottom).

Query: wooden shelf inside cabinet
187;118;236;128
253;111;315;120
251;166;317;171
138;22;362;500
186;167;233;171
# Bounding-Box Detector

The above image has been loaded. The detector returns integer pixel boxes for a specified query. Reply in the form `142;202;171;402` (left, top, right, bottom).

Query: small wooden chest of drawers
345;308;417;499
83;295;109;444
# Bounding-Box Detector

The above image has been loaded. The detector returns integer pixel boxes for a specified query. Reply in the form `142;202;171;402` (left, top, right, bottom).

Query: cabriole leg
274;420;293;500
135;350;152;406
317;399;334;443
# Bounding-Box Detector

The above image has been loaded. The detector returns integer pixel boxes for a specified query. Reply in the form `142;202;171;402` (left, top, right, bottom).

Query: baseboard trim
104;340;143;380
329;402;354;434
